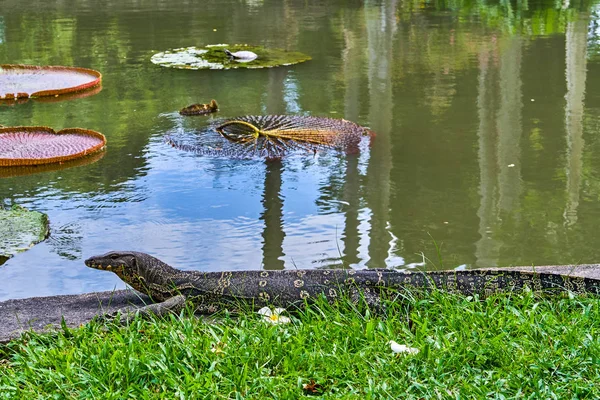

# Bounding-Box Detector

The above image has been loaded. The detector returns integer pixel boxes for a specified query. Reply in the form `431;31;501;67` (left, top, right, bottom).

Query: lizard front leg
349;287;386;314
96;294;188;324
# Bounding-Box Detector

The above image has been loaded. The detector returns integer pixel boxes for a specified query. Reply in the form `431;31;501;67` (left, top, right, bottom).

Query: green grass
1;290;600;399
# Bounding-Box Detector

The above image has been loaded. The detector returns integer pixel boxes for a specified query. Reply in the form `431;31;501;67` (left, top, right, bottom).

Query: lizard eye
109;253;120;260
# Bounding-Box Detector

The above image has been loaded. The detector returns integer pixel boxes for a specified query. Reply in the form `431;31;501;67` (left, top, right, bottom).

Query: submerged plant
167;115;373;160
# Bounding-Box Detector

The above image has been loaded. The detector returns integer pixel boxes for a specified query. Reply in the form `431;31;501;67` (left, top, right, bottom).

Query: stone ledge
0;289;150;344
480;264;600;280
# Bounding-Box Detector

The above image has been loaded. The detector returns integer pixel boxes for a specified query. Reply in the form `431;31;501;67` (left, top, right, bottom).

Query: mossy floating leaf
166;115;373;160
0;205;49;265
0;64;102;101
151;44;311;70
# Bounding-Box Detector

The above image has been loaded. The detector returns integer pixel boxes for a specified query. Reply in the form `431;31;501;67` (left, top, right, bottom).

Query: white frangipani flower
389;340;419;355
210;342;227;355
258;307;291;325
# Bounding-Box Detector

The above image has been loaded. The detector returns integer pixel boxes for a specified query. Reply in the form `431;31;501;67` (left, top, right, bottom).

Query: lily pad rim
0;84;103;105
0;64;102;99
0;126;107;167
0;150;106;178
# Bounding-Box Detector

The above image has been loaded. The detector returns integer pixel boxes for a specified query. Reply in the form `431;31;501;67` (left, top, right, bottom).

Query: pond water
1;0;600;300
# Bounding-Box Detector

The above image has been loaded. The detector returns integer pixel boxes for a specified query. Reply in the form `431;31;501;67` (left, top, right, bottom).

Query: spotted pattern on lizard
84;251;600;319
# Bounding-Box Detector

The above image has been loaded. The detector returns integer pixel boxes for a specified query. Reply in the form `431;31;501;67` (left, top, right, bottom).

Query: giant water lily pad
0;205;49;265
0;64;102;100
151;44;311;70
0;84;102;106
0;126;106;167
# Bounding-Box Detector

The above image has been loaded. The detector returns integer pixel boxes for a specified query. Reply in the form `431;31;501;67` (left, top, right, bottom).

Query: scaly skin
85;251;600;318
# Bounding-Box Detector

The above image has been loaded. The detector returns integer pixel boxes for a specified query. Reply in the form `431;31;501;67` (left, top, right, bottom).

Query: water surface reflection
1;0;600;299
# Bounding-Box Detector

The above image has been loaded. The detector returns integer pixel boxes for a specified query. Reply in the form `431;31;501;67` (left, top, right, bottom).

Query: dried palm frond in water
166;115;372;160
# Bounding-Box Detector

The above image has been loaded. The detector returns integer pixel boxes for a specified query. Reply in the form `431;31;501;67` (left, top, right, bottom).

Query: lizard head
84;251;179;300
85;251;141;282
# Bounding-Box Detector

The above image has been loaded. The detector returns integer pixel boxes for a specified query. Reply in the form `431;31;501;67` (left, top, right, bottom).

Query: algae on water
150;44;311;70
0;204;49;264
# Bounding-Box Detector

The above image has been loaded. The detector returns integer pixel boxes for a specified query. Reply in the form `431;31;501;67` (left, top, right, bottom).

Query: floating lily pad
0;126;106;167
0;64;102;100
151;44;311;70
0;205;49;265
0;84;102;106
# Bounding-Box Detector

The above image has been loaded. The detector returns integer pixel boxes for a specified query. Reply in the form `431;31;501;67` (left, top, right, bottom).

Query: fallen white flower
389;340;419;355
210;342;227;354
258;306;291;325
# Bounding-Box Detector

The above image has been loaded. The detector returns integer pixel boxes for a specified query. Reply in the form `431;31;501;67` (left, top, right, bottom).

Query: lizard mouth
84;257;109;270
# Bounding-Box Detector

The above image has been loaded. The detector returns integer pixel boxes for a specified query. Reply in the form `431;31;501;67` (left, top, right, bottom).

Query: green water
1;0;600;300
